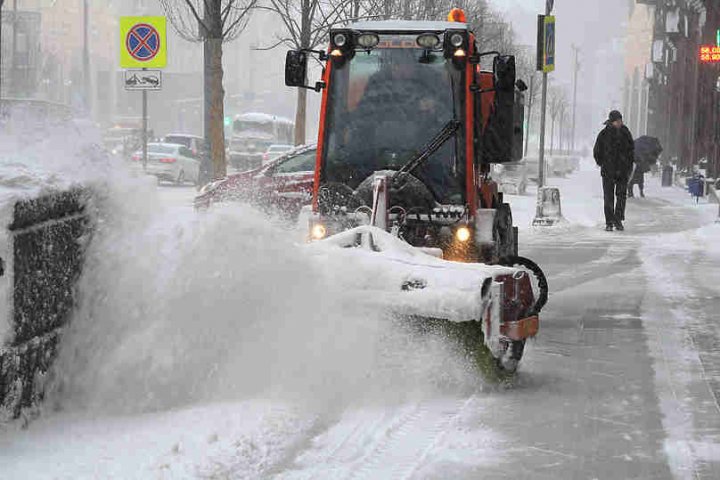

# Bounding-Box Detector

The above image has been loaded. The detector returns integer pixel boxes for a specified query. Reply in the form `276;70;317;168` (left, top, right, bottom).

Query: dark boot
628;185;634;198
640;186;645;198
614;220;624;231
605;224;614;231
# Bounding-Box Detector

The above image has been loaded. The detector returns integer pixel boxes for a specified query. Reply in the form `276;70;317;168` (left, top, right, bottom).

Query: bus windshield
233;120;273;136
322;42;465;204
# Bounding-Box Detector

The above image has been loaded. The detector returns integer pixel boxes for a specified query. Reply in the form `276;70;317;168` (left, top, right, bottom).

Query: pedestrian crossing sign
120;16;167;69
536;15;556;73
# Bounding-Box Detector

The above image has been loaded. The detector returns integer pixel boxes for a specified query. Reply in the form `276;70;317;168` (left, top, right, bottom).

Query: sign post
120;16;167;170
533;3;556;226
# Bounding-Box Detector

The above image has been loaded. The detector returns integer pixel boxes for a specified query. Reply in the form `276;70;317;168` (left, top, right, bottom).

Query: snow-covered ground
2;151;720;478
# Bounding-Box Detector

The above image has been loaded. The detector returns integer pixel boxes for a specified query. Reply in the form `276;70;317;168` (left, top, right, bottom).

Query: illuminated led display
700;45;720;63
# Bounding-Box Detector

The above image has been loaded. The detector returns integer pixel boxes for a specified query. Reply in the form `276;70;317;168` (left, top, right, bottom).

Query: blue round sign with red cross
126;23;161;62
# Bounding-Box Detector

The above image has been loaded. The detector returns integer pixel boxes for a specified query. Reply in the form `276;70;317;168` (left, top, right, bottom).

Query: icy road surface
2;162;720;479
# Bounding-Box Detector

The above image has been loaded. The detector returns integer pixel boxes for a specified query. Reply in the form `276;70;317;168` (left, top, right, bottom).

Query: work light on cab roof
447;7;467;23
282;7;548;379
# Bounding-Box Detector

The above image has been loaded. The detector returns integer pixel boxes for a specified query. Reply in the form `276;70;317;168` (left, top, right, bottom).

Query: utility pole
83;0;91;113
11;0;16;96
571;44;580;153
537;1;553;189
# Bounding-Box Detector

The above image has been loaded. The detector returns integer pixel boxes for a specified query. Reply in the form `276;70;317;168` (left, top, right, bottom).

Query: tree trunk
550;116;555;155
294;86;307;146
200;0;226;183
201;37;213;185
294;1;311;147
208;37;226;179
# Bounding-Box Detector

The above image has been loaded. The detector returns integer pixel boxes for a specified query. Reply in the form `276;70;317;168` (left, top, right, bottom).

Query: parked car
195;145;316;219
162;133;206;158
262;144;294;164
493;161;528;195
132;143;201;185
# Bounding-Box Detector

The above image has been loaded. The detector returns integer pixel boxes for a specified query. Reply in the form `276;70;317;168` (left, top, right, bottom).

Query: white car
262;144;294;164
132;143;201;185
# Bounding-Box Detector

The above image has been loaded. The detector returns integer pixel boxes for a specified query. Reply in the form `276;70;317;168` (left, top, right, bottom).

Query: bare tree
548;85;568;156
259;0;362;145
160;0;257;182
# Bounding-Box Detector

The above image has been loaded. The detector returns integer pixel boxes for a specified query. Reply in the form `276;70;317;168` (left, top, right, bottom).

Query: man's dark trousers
603;174;628;225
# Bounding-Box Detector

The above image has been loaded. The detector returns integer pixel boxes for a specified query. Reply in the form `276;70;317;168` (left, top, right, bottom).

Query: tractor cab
286;14;526;263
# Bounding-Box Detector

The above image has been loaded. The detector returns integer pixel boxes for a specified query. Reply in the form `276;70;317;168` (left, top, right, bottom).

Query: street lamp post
571;44;580;152
537;1;552;188
0;0;4;99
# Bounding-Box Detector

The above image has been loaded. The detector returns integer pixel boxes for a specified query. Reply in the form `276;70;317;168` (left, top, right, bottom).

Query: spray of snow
47;175;483;418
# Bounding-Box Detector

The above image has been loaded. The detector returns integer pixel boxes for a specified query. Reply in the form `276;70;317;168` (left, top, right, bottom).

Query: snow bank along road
1;163;720;479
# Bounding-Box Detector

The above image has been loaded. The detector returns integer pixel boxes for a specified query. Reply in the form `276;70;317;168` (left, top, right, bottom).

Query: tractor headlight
357;33;379;49
310;223;327;240
417;33;440;49
444;30;468;60
333;33;348;47
450;33;464;47
455;225;472;242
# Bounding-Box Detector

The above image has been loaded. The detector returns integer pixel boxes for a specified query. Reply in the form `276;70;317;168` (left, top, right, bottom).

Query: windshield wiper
392;119;461;180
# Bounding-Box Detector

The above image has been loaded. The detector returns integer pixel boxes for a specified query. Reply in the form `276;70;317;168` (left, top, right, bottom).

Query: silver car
132;143;201;185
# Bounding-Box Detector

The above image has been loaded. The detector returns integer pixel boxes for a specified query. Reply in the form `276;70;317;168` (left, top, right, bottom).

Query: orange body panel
312;61;333;211
500;316;540;340
465;34;477;215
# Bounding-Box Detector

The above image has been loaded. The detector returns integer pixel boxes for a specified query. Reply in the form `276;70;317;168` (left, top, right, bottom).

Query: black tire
499;255;549;316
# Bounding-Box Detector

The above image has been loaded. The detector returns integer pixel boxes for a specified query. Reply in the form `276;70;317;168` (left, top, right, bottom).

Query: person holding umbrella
628;136;663;198
593;110;635;231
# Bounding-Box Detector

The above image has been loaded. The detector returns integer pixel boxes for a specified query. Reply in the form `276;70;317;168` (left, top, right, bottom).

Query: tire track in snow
275;396;479;479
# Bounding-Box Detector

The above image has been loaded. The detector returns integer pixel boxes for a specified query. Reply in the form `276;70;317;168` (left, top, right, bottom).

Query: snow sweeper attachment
285;10;547;377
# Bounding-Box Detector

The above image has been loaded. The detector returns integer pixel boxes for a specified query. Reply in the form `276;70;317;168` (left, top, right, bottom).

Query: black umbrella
634;136;663;165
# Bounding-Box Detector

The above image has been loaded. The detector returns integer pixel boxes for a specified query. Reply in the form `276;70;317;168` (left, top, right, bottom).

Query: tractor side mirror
285;50;308;88
493;55;516;92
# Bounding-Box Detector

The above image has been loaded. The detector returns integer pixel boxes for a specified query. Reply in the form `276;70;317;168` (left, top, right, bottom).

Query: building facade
638;0;720;177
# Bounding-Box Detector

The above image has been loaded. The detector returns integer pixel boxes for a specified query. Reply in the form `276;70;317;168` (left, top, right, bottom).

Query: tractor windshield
322;40;466;204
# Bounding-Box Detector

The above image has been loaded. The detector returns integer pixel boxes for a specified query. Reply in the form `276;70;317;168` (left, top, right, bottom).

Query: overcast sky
491;0;631;145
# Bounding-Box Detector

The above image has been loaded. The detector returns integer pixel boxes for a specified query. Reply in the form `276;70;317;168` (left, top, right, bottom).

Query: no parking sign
120;16;167;69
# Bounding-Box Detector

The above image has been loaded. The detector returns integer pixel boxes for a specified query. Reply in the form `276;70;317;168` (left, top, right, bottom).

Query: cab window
273;149;316;174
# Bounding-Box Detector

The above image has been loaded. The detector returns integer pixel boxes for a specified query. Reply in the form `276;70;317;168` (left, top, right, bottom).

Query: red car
194;144;316;219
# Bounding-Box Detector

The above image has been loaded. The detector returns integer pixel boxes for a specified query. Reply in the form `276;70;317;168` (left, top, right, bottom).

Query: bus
227;112;294;170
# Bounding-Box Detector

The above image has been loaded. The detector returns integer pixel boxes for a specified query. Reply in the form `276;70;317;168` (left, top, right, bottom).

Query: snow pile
0;111;112;203
0;401;314;479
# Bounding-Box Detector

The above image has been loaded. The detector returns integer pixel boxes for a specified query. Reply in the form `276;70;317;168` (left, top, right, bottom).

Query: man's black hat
606;110;622;123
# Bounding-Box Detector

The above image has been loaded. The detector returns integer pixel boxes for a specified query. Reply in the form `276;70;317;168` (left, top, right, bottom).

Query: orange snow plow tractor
285;10;547;377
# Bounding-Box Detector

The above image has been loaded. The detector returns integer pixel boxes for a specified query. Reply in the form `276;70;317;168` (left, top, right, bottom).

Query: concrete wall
0;188;92;422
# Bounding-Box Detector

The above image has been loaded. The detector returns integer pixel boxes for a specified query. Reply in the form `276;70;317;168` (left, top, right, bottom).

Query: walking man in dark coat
593;110;635;231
